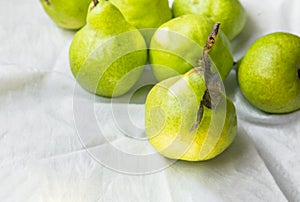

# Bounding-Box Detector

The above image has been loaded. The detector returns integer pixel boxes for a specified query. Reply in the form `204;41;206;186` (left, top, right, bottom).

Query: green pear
145;23;237;161
238;32;300;113
40;0;91;30
109;0;172;45
109;0;172;29
150;15;233;81
172;0;247;40
69;0;147;97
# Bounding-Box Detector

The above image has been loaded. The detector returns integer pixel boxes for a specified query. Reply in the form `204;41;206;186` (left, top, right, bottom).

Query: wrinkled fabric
0;0;299;201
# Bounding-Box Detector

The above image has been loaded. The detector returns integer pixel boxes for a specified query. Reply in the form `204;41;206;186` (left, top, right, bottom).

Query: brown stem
298;69;300;79
90;0;99;10
44;0;50;5
202;22;220;78
93;0;99;6
190;23;221;132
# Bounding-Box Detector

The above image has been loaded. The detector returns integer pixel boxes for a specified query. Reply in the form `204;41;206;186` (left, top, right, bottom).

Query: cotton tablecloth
0;0;299;201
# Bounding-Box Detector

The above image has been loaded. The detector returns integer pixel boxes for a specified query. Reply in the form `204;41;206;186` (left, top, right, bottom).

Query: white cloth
0;0;299;201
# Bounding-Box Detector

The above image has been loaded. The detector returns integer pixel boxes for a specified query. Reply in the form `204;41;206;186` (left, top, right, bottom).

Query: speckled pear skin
145;69;237;161
69;0;147;97
238;32;300;113
150;15;233;82
109;0;172;29
40;0;91;30
109;0;173;45
172;0;247;40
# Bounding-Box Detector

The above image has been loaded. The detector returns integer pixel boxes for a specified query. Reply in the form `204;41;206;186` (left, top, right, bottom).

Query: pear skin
145;70;237;161
40;0;91;30
238;32;300;113
109;0;172;29
150;15;233;81
109;0;172;45
146;23;237;161
172;0;247;40
69;0;147;97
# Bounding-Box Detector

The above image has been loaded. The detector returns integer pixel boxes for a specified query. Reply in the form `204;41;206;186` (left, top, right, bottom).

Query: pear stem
93;0;99;7
202;22;220;76
44;0;50;5
191;22;221;132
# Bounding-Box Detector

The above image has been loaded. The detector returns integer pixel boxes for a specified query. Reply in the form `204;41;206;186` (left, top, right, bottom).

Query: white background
0;0;300;201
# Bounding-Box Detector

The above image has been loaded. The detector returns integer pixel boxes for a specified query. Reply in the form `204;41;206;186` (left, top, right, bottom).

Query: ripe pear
145;23;237;161
109;0;172;44
150;15;233;81
238;32;300;113
172;0;247;40
40;0;91;30
109;0;172;29
69;0;147;97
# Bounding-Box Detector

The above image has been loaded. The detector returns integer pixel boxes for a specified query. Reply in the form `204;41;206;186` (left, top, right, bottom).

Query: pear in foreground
40;0;91;30
238;32;300;113
150;15;233;81
172;0;247;40
145;24;237;161
69;0;147;97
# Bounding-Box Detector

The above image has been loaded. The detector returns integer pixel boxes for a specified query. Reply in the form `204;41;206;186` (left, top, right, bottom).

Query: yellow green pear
238;32;300;113
109;0;172;44
172;0;247;40
145;24;237;161
109;0;172;29
150;15;233;81
40;0;91;30
69;0;147;97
